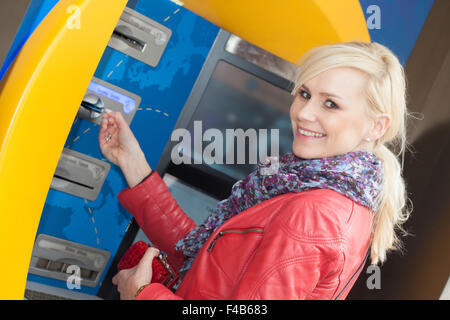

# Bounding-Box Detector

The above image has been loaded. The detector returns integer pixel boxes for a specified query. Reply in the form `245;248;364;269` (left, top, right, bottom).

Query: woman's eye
325;99;339;109
299;90;310;100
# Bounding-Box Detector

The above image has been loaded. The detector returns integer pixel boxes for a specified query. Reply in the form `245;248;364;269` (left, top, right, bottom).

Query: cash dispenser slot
29;235;110;288
108;7;172;67
112;28;146;52
50;148;110;201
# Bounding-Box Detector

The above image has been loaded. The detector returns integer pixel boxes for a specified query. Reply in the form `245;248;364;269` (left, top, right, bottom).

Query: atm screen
87;81;137;114
184;60;295;180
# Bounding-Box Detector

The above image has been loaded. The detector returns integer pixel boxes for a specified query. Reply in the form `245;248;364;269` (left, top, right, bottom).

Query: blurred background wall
348;0;450;300
0;0;30;70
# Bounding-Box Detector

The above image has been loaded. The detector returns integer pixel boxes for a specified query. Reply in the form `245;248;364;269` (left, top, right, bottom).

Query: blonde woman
99;41;411;300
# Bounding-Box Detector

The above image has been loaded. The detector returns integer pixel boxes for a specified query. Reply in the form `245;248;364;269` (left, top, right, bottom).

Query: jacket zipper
334;250;369;300
207;228;264;252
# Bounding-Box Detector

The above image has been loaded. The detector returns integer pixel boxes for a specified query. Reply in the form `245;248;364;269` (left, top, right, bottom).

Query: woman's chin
292;144;321;159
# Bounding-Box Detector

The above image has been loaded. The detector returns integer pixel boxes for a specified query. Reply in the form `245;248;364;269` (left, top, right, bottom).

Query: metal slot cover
50;148;110;201
108;7;172;67
29;234;110;288
112;29;146;52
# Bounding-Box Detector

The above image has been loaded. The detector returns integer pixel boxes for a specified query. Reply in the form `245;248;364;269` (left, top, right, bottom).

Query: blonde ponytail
292;41;413;265
371;143;411;264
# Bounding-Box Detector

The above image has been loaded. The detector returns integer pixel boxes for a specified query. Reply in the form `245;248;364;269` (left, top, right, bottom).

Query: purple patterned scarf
173;151;383;286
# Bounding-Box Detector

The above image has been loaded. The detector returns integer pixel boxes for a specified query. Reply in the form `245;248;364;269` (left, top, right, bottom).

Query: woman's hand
99;112;152;188
112;247;160;300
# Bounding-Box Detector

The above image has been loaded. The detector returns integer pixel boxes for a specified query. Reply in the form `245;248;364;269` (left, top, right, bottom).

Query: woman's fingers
100;114;124;140
100;115;118;142
98;111;142;169
99;117;119;164
109;111;129;130
99;118;109;141
112;272;119;286
132;247;159;288
139;247;160;268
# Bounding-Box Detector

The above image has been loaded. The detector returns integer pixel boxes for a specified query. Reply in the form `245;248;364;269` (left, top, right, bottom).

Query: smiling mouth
297;127;326;138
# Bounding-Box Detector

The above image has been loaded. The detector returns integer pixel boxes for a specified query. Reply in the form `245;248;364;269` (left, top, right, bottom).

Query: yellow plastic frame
0;0;127;299
182;0;370;64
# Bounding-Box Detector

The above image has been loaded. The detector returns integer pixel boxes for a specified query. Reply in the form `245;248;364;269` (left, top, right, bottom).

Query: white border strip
439;276;450;300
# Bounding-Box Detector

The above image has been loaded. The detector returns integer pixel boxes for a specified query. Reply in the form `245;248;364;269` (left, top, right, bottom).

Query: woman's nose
295;99;317;122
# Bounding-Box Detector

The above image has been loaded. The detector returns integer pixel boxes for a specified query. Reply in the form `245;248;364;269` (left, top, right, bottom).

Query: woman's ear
369;113;391;141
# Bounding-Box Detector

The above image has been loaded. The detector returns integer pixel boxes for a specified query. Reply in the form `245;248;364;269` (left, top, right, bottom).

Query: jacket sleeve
117;171;197;271
135;283;184;300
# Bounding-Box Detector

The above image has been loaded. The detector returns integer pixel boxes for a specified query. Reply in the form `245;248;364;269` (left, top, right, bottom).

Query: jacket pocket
207;228;264;252
206;227;264;284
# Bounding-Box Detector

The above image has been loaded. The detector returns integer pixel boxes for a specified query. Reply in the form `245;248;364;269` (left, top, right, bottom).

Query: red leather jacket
118;172;372;300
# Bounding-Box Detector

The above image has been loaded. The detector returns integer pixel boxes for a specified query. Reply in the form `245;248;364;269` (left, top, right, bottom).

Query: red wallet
117;241;180;289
